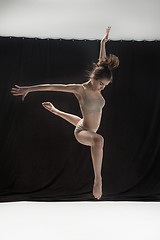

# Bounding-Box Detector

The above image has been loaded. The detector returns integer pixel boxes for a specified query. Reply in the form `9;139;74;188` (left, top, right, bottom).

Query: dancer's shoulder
75;84;87;97
71;84;85;102
69;83;83;95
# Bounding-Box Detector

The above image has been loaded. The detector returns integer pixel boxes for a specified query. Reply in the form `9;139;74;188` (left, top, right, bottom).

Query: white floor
0;201;160;240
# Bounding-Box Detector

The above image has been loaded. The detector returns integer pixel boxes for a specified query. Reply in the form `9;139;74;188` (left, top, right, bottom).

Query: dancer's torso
74;84;105;130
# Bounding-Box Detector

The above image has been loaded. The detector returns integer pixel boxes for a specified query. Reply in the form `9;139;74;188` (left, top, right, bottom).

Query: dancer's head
86;54;119;91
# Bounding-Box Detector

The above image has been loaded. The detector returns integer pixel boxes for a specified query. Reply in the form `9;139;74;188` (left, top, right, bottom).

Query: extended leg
42;101;81;126
56;109;81;126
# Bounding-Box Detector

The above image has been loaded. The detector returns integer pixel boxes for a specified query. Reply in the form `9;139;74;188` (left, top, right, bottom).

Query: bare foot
42;102;59;115
93;177;102;200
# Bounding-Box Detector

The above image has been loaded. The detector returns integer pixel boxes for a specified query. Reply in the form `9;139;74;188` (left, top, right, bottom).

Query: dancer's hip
74;118;97;135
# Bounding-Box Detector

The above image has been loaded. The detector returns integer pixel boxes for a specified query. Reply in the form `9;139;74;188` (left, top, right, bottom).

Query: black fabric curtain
0;36;160;202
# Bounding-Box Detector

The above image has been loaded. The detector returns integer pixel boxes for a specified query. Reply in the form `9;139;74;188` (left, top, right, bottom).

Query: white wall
0;0;159;40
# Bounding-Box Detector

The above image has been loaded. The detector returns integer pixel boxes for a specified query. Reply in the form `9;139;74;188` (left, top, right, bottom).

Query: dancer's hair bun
97;54;119;71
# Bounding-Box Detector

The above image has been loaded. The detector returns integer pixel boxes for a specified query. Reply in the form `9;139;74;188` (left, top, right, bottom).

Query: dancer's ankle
94;176;102;183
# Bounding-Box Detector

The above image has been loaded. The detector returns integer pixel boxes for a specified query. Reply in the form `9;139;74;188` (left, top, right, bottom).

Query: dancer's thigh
74;130;100;147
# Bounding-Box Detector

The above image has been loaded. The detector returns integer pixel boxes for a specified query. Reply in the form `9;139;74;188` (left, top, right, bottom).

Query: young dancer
11;26;119;200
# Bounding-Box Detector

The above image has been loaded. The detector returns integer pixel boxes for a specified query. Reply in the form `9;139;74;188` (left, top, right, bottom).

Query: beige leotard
74;85;105;135
79;92;105;115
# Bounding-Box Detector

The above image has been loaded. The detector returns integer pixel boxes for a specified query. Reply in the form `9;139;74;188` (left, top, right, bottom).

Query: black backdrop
0;36;160;202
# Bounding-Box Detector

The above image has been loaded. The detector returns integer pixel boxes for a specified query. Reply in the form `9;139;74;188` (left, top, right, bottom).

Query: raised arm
98;26;111;62
98;41;107;62
11;83;81;101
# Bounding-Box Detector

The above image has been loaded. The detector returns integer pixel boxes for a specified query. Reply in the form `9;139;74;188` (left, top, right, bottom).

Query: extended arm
28;83;80;93
11;83;81;101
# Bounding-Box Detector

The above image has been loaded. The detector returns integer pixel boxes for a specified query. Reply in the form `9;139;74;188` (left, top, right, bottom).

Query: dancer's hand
11;85;29;101
42;102;58;114
101;26;111;43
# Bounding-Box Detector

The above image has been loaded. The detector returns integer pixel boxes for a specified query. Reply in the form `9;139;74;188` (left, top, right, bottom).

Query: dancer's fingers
11;89;19;92
11;88;19;91
42;103;49;106
42;103;49;107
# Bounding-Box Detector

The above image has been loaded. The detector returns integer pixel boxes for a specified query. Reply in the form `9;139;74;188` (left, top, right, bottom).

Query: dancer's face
91;77;111;91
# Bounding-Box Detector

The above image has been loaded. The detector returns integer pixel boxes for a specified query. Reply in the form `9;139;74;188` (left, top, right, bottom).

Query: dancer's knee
92;134;104;149
74;130;94;147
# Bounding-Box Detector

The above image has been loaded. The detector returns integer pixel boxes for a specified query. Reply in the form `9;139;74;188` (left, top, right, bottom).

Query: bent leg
75;130;104;200
91;139;104;180
75;130;104;177
74;129;94;146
